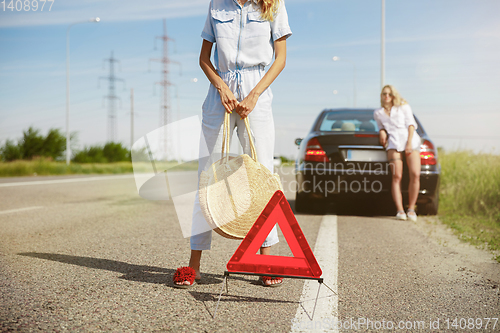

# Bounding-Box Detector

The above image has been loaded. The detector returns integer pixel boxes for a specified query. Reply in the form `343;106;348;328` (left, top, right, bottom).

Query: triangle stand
213;271;337;320
212;191;337;320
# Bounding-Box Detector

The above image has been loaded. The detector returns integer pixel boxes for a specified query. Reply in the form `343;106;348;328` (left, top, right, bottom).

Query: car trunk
310;133;394;193
316;133;388;169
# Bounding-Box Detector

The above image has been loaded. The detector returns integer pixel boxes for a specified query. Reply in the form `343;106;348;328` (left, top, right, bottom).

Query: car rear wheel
295;192;312;213
295;191;327;214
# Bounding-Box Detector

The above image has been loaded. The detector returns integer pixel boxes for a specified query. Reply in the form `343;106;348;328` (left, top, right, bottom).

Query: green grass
438;150;500;261
0;158;198;177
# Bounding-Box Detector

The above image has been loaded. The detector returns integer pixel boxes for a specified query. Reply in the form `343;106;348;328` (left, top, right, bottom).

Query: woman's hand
379;130;387;147
405;125;415;156
235;91;259;119
405;142;413;156
218;85;239;114
199;40;238;114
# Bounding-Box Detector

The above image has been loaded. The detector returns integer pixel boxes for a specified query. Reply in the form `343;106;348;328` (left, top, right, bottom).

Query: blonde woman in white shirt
374;85;421;222
173;0;292;288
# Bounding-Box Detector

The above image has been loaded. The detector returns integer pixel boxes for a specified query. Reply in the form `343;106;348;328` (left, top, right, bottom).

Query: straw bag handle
221;112;258;163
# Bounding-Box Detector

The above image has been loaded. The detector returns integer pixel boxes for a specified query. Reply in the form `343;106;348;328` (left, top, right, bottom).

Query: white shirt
374;104;421;152
201;0;292;73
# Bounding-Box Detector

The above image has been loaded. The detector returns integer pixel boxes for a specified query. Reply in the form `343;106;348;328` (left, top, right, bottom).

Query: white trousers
190;66;279;251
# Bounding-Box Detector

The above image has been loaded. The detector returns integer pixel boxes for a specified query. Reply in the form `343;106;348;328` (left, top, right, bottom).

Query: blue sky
1;0;499;159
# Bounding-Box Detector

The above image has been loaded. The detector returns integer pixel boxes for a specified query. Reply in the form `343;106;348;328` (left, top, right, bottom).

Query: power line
100;51;125;142
130;88;134;149
149;19;179;161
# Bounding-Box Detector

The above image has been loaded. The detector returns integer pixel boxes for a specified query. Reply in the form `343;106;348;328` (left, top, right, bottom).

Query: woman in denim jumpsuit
174;0;292;287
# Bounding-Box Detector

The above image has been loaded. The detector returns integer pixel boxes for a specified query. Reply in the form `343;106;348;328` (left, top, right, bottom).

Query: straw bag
199;112;283;239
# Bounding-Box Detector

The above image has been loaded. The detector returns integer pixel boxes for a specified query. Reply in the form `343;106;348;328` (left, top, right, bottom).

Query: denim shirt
201;0;292;73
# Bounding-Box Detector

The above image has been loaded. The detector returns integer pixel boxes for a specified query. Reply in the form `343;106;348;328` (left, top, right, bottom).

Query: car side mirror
295;138;302;146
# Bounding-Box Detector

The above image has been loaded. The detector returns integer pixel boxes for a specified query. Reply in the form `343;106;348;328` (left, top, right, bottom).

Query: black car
294;108;440;215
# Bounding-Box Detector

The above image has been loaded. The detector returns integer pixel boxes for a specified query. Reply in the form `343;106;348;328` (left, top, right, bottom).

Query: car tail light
420;140;437;165
304;137;330;162
420;152;436;165
420;140;434;151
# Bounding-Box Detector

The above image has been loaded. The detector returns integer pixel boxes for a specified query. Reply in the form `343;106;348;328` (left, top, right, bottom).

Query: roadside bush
102;142;130;162
21;127;67;160
0;127;66;162
0;140;22;161
73;142;130;163
41;128;66;160
20;127;45;159
0;127;67;162
73;146;107;163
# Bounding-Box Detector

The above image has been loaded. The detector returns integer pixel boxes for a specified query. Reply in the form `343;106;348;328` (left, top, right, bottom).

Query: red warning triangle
227;191;322;278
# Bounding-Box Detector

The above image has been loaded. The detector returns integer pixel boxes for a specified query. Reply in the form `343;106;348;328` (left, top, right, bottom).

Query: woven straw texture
199;114;282;239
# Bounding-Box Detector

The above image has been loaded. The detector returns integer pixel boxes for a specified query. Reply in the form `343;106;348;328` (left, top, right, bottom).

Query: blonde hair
254;0;280;21
380;84;407;107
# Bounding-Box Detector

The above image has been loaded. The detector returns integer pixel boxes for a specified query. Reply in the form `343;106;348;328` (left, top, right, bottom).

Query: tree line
0;127;131;163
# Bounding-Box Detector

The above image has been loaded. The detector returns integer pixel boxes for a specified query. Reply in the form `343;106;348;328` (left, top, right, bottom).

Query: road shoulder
411;215;500;284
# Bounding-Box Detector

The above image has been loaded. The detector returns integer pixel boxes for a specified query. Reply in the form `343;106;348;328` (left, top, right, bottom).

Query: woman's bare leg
189;250;202;278
259;246;280;285
388;150;404;212
406;150;421;211
260;246;271;256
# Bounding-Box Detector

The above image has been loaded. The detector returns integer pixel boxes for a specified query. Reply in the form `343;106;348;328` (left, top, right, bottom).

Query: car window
414;117;425;136
319;111;379;132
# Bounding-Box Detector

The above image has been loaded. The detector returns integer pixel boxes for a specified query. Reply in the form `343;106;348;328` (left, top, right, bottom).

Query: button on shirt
201;0;292;73
374;104;421;152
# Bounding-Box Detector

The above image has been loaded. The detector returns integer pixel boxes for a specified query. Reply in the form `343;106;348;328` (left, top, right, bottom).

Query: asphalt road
0;168;498;332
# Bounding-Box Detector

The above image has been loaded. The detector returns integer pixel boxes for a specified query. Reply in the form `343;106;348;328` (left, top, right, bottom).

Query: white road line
291;215;339;332
0;206;43;215
0;174;133;188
